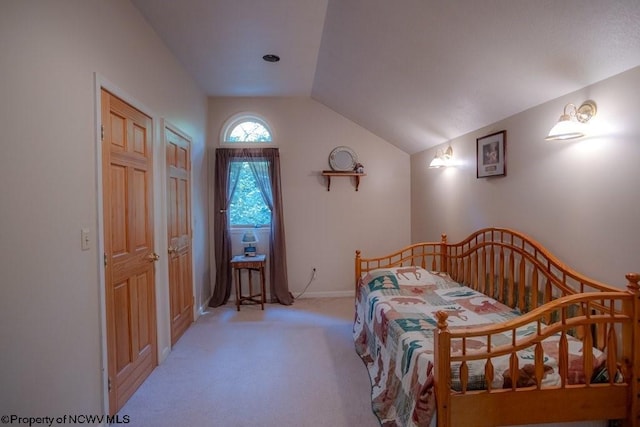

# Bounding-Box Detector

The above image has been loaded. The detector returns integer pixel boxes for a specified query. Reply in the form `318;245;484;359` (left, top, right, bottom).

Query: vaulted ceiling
131;0;640;154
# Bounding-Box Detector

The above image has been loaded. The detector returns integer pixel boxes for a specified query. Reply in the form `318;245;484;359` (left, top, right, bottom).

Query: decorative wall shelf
321;171;366;191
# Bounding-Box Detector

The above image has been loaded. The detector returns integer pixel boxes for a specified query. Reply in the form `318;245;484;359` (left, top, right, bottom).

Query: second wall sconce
429;145;453;168
545;100;597;141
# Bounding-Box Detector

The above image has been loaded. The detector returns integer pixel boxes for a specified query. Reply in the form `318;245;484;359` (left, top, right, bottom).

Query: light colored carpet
119;297;380;427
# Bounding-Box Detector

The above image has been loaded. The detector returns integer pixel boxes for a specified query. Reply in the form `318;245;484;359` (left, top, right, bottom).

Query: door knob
147;252;160;262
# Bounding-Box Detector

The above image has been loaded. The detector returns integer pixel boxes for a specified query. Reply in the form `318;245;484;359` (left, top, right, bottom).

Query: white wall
208;97;412;297
0;0;208;417
411;66;640;288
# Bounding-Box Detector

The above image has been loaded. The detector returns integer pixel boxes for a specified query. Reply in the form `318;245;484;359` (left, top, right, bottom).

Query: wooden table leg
235;268;240;311
260;265;266;310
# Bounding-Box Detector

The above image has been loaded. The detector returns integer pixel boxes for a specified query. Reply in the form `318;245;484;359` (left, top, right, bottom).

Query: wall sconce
429;145;453;168
242;230;258;257
545;100;597;141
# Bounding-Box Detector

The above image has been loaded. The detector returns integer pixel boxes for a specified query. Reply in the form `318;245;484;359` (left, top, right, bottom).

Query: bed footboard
434;274;640;426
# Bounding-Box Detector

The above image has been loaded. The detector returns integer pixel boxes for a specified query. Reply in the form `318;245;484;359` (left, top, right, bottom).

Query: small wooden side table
230;254;266;311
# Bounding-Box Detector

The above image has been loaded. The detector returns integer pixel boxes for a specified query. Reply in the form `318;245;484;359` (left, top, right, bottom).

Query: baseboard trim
218;290;355;303
160;346;171;363
199;296;212;316
294;290;354;299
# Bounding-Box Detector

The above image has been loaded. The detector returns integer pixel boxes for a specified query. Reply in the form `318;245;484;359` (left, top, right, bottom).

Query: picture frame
477;130;506;178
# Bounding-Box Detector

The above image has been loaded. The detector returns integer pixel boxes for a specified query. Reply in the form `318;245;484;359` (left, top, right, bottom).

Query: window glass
229;161;271;226
228;121;271;142
222;114;273;143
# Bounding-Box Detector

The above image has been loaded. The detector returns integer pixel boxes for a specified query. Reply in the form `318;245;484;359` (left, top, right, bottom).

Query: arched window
219;113;274;227
221;113;273;143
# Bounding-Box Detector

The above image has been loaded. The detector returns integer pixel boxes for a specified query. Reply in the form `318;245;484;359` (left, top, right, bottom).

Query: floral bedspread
353;266;609;427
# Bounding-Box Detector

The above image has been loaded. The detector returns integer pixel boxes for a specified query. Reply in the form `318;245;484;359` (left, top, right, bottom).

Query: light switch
81;228;90;251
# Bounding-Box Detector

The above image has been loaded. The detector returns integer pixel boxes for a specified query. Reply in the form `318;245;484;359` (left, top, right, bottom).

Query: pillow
362;266;458;291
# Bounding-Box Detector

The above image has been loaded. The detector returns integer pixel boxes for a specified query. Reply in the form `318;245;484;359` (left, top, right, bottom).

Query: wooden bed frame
355;227;639;427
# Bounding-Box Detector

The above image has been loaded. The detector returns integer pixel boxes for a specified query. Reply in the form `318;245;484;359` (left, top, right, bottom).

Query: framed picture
477;130;506;178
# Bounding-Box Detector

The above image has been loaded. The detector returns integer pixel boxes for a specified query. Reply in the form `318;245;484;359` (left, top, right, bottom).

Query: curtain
208;149;241;306
209;147;293;307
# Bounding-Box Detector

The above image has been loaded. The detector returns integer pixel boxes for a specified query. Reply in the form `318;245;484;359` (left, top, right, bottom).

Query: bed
353;228;639;427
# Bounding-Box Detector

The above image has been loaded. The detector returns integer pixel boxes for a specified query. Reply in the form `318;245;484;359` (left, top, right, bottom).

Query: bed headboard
355;234;447;285
356;227;623;314
443;228;623;312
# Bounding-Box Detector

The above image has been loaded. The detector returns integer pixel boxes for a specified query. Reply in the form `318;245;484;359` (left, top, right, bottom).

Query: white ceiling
131;0;640;154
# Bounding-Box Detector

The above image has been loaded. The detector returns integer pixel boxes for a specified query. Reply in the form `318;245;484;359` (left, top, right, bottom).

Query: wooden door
101;89;158;415
165;125;193;346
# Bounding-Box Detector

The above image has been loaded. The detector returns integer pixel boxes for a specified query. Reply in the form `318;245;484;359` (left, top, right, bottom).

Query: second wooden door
165;125;193;346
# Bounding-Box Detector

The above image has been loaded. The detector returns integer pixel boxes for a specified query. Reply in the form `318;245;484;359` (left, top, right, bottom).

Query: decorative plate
329;146;358;171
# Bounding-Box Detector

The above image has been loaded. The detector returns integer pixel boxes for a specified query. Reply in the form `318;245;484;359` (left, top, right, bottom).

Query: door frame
94;73;174;414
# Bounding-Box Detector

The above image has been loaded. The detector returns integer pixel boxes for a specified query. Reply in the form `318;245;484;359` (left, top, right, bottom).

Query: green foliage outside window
227;121;271;142
229;161;271;226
